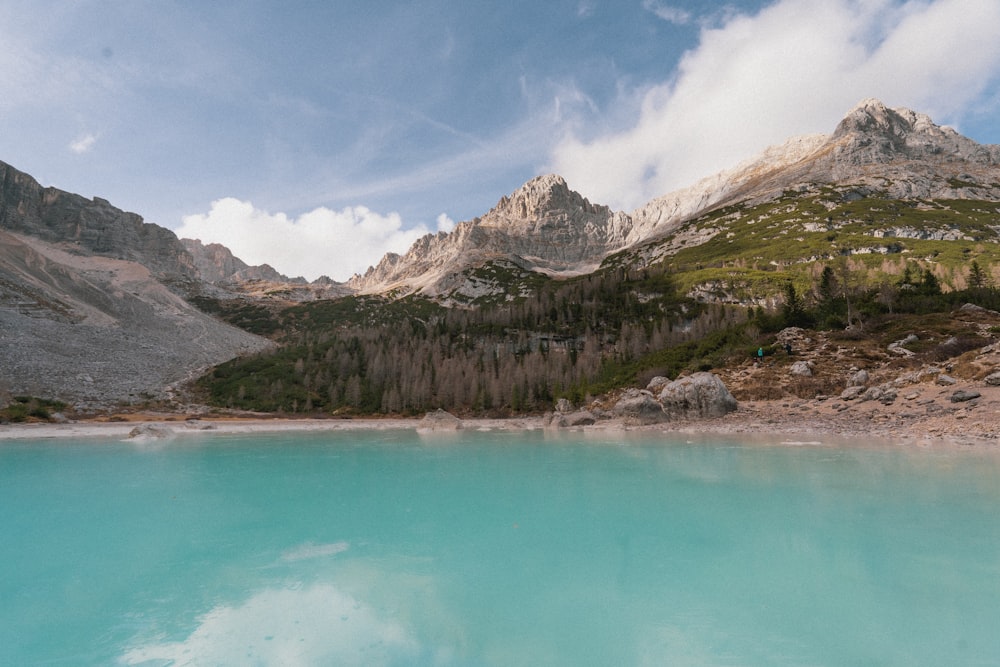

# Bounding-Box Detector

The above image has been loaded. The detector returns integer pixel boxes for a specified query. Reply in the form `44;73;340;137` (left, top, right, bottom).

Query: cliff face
181;238;291;284
0;161;198;284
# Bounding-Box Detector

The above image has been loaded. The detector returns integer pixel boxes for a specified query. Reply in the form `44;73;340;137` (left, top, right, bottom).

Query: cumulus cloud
176;199;440;282
436;213;456;233
69;133;97;154
550;0;1000;212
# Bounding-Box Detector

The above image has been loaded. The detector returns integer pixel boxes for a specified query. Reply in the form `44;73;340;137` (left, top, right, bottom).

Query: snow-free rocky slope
351;99;1000;298
0;161;281;409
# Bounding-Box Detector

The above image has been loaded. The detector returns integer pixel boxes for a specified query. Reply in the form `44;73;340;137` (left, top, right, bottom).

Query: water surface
2;429;999;665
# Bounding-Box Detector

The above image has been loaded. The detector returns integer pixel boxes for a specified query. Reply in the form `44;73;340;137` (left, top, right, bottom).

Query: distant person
785;343;793;355
757;347;764;360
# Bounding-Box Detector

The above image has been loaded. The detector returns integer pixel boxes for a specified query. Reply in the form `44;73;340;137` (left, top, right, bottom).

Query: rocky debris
888;335;918;356
658;372;738;419
418;408;462;431
613;389;669;424
986;372;1000;386
546;410;597;428
860;384;898;405
848;369;870;387
789;360;814;377
127;423;174;440
185;419;217;430
0;231;273;410
840;386;865;401
950;390;982;403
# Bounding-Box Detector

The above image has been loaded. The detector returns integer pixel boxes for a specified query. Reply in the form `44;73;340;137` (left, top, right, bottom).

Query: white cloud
642;0;692;25
436;213;456;233
69;133;97;154
176;198;435;282
550;0;1000;212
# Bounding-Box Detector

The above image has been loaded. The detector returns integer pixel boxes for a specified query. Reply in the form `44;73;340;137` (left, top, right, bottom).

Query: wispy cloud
550;0;1000;212
642;0;692;25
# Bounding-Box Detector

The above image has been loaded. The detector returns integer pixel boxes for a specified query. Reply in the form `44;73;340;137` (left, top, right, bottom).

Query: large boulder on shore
658;372;738;419
613;389;669;424
418;409;462;431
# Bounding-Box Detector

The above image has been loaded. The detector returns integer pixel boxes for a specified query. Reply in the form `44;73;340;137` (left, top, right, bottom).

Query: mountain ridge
349;99;1000;298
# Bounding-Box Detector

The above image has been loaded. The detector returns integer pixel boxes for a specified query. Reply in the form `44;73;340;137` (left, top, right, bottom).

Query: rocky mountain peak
488;174;605;222
830;98;995;165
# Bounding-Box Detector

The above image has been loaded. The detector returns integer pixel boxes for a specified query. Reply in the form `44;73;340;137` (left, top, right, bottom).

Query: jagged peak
488;173;603;221
833;98;938;140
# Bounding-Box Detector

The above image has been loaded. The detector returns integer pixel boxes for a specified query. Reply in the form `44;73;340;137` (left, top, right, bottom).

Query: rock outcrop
612;389;669;424
0;160;197;284
658;373;738;419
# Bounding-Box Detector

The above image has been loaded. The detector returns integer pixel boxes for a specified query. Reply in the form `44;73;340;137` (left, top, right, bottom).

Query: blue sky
3;0;1000;281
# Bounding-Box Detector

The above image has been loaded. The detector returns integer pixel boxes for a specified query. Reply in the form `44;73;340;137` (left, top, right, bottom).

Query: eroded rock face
658;372;738;419
0;160;196;283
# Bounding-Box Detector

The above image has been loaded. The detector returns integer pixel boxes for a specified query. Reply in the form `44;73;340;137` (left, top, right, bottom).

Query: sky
3;0;1000;281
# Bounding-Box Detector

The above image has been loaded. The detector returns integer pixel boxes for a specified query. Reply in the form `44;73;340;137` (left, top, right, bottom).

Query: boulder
789;361;814;377
950;390;981;403
936;374;957;386
645;376;670;393
564;410;597;427
418;408;462;431
985;371;1000;386
839;386;864;401
848;369;869;387
613;389;669;424
657;372;738;420
554;398;574;414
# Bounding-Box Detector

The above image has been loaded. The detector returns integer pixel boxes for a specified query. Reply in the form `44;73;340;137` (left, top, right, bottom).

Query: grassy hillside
626;187;1000;302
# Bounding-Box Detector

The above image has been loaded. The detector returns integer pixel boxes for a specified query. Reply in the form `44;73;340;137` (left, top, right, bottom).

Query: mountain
351;99;1000;300
633;97;1000;236
5;98;1000;413
348;174;633;300
0;161;283;409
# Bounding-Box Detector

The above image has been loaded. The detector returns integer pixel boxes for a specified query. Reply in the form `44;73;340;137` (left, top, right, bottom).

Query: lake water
2;429;999;666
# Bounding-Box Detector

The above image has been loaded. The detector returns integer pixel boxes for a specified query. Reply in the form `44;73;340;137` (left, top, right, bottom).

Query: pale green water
1;429;999;666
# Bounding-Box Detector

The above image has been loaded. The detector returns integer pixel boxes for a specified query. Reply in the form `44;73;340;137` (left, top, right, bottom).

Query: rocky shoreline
3;382;998;449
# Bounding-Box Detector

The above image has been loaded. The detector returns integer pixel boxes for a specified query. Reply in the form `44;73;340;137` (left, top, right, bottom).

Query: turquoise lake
2;429;999;666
